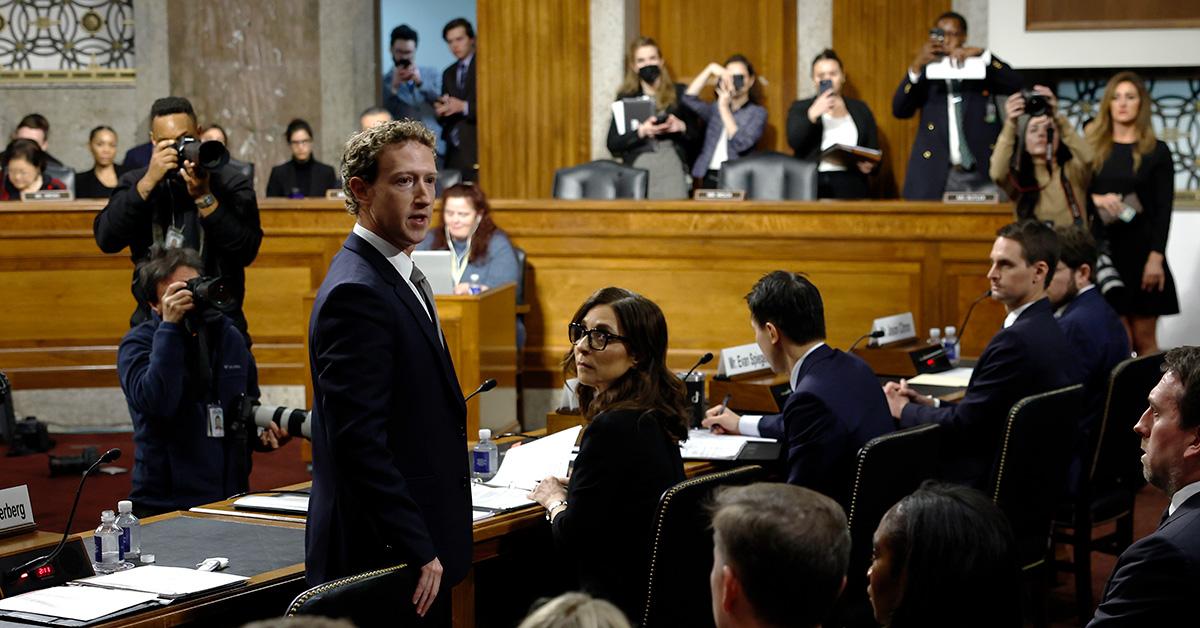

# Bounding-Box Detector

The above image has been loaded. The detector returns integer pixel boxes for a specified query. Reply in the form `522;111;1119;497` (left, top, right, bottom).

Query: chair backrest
286;563;416;626
1089;352;1163;493
641;465;765;628
512;245;527;305
552;160;649;199
990;384;1084;569
717;151;817;200
436;167;463;195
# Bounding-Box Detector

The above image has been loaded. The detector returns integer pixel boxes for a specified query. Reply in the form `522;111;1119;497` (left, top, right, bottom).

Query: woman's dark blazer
786;96;879;160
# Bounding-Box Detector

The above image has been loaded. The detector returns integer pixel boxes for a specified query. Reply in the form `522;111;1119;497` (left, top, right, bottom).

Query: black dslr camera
185;276;236;314
171;136;229;177
1022;90;1050;117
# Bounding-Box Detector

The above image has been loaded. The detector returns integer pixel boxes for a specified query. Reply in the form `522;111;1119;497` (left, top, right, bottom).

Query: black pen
719;393;732;411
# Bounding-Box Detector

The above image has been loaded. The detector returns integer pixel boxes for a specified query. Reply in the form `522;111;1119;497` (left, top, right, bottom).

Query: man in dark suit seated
893;11;1023;199
1048;225;1131;493
884;220;1079;487
306;120;471;623
1088;346;1200;626
710;483;850;628
702;271;894;507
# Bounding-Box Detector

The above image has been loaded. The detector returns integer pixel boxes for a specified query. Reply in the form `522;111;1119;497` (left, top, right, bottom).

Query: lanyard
446;222;478;285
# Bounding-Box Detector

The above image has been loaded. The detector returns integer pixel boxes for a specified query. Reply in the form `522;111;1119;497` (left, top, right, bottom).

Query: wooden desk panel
0;199;1012;393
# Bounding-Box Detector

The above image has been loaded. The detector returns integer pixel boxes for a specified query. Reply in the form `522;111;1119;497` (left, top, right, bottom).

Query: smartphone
654;112;669;124
732;75;745;91
929;27;947;55
819;79;833;94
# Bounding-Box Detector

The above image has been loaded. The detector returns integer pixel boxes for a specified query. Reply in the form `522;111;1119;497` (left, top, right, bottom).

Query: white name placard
871;312;917;346
717;343;771;378
0;485;35;535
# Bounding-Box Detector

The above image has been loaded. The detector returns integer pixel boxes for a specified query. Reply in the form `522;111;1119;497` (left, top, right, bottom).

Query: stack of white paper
471;483;535;511
0;585;161;622
79;565;248;599
907;367;973;388
486;426;581;492
681;429;775;461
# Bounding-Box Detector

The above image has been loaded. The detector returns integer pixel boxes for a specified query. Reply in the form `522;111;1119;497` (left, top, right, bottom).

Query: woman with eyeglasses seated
868;481;1020;628
265;118;339;198
1;139;67;200
528;287;689;619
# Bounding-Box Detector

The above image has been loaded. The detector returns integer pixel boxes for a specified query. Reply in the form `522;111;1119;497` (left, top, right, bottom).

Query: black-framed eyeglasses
568;322;627;351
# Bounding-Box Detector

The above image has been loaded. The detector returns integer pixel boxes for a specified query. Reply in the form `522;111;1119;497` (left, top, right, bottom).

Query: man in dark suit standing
305;120;471;623
1048;225;1131;493
702;271;894;508
893;12;1023;199
1088;346;1200;626
435;18;478;182
884;221;1079;487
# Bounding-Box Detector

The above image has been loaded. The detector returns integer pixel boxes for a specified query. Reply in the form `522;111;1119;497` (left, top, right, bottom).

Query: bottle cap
470;273;480;282
929;328;941;337
101;510;115;522
479;428;491;441
140;554;156;564
118;500;132;513
944;326;957;335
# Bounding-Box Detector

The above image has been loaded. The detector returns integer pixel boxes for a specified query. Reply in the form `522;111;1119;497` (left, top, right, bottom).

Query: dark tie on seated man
883;220;1080;487
710;483;850;628
1088;347;1200;626
1047;225;1131;495
702;271;894;508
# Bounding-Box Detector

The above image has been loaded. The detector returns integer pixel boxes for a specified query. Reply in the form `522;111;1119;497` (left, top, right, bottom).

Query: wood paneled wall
640;0;797;154
833;0;950;197
475;0;592;199
167;0;324;197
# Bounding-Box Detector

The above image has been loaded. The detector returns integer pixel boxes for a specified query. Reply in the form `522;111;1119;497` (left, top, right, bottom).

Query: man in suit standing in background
702;271;894;508
884;220;1079;487
383;24;444;160
305;120;471;624
435;17;478;182
1089;346;1200;626
893;11;1023;199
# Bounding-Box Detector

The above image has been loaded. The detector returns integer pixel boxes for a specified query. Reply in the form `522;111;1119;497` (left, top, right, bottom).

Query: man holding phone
893;11;1022;199
382;24;444;158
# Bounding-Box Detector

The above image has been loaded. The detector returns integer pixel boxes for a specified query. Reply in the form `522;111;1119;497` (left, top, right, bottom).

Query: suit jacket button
927;123;935;131
922;150;932;159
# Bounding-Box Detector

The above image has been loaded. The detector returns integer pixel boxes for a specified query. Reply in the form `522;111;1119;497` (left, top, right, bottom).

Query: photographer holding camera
94;97;262;340
989;85;1094;227
118;246;287;518
383;24;444;159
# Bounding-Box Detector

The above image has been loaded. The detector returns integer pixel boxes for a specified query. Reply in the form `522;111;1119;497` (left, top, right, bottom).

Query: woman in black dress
529;287;689;620
1086;71;1178;354
265;119;338;198
75;126;130;199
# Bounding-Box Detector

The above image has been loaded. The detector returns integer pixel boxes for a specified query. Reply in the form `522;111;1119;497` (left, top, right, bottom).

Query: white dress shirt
818;113;859;172
1003;298;1036;329
907;50;993;166
352;223;432;322
1170;480;1200;517
738;342;826;437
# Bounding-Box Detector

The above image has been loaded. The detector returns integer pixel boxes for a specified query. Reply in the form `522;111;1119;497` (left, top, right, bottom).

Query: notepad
232;493;309;515
681;429;775;460
77;565;248;599
0;585;161;622
924;56;986;80
486;425;581;491
907;367;974;388
471;483;535;511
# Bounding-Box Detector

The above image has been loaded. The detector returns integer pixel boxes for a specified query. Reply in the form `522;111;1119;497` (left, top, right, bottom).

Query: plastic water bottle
468;273;483;295
472;429;498;481
927;328;942;346
942;326;959;364
92;510;123;573
115;500;141;562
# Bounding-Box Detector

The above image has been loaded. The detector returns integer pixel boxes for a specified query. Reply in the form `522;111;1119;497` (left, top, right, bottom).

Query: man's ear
348;177;373;208
1078;263;1093;287
1182;425;1200;461
721;564;740;614
1033;260;1050;286
764;321;782;346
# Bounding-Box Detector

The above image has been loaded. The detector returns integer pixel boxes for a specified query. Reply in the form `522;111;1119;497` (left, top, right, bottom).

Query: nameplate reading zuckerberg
0;485;36;536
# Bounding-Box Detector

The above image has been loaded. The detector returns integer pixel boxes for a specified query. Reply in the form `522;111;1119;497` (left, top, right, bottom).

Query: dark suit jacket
439;55;477;178
892;55;1023;199
1088;492;1200;626
900;298;1079;486
552;408;685;618
757;344;894;507
1058;287;1130;492
786;96;879;161
305;233;472;588
266;158;339;198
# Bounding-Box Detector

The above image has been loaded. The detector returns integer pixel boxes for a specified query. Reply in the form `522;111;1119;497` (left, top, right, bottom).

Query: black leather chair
838;423;943;627
717;151;817;200
1054;352;1163;624
436;167;463;195
640;465;765;628
552;160;648;199
286;563;417;627
989;384;1084;627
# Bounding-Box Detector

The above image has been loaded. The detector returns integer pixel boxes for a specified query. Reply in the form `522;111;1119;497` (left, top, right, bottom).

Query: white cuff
980;49;993;65
931;396;942;408
907;69;921;84
739;415;762;437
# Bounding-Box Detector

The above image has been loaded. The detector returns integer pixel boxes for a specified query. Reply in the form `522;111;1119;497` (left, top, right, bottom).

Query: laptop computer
411;250;455;295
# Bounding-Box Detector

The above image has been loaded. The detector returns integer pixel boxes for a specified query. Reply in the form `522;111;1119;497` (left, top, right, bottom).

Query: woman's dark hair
562;287;689;441
89;125;116;142
811;48;843;71
724;53;761;105
430;182;500;261
2;138;46;172
878;481;1021;628
1006;114;1076;221
285;118;314;143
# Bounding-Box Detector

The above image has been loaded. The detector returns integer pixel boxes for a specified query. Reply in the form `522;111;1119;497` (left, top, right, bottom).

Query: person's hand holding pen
701;394;740;434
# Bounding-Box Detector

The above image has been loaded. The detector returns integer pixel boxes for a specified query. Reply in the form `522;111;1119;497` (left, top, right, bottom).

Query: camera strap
1060;167;1084;226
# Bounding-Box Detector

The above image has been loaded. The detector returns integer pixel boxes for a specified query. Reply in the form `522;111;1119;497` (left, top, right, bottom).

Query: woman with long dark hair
1085;71;1179;355
76;126;131;199
990;85;1093;227
529;287;689;618
868;482;1021;628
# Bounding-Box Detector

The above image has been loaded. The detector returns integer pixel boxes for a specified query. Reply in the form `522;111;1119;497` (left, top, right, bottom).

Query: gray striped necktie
409;264;443;345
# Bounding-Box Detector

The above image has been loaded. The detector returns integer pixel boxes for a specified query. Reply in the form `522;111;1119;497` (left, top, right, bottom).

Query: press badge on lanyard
207;404;225;438
165;225;186;249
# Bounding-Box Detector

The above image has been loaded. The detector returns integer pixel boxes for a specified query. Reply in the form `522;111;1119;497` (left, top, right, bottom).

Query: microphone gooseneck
682;352;714;380
463;378;497;404
849;329;886;353
955;289;993;352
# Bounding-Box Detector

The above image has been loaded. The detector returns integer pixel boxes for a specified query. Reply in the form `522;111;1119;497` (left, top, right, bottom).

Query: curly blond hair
340;119;437;215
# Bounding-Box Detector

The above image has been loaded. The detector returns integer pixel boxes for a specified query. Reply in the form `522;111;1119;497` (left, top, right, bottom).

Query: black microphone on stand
464;379;497;404
682;353;714;380
956;289;993;351
849;329;886;352
5;448;121;584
